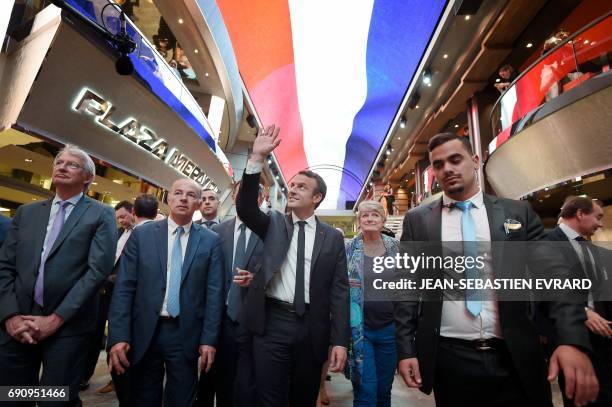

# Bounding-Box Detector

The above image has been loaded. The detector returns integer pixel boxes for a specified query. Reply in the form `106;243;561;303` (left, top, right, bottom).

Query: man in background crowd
200;188;221;228
97;194;160;405
198;181;265;407
547;196;611;406
80;200;134;391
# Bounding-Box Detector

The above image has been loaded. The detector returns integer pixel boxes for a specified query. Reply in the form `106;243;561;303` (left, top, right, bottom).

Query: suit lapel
181;224;201;283
284;213;294;241
310;219;326;274
47;196;90;259
483;194;506;276
428;199;442;242
244;228;259;267
223;220;236;278
33;199;53;268
155;220;169;284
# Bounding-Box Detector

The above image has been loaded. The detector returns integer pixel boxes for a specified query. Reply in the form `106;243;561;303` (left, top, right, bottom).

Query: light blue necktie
455;201;482;317
167;226;184;317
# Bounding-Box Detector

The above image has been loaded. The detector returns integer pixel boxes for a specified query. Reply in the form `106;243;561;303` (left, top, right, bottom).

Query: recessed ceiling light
194;49;199;54
526;42;533;48
443;54;448;59
24;158;32;163
495;78;500;82
113;179;122;184
397;137;401;140
178;18;184;24
415;105;419;109
454;124;459;128
92;182;98;186
465;15;470;20
583;39;589;45
31;197;37;201
205;72;210;77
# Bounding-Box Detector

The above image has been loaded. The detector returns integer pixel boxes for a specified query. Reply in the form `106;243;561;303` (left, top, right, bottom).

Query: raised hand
250;124;281;163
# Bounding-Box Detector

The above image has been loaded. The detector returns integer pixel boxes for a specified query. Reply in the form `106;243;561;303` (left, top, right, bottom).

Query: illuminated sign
72;88;219;192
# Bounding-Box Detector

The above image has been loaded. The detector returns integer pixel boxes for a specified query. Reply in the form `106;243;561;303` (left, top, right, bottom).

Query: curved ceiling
215;0;446;209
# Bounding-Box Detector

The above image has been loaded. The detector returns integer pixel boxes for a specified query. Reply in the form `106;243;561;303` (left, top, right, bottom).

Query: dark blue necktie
294;221;307;316
227;223;246;321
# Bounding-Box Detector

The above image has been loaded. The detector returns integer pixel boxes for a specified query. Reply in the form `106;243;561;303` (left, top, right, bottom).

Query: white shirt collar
168;216;192;235
291;212;316;229
52;192;83;206
559;222;581;240
442;189;484;209
134;219;154;228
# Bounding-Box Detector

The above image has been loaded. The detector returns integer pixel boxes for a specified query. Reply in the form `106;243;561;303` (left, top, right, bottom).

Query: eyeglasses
53;159;83;170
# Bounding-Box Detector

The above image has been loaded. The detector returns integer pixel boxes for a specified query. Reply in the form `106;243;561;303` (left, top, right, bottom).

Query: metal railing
488;12;611;157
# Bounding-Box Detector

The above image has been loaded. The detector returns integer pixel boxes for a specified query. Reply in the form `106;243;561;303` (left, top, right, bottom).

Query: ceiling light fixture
422;69;432;86
415;105;419;109
526;42;533;48
495;78;500;82
24;158;33;163
443;54;448;59
465;15;470;20
178;18;184;24
205;72;210;77
399;116;406;129
194;49;199;54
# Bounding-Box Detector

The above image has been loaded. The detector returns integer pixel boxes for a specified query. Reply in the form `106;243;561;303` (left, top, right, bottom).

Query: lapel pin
503;219;522;235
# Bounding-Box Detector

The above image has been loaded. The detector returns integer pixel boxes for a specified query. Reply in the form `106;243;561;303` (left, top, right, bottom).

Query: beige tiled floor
82;352;563;406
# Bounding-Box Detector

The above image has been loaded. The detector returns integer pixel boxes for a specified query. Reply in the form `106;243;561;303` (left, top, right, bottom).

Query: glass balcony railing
488;12;611;157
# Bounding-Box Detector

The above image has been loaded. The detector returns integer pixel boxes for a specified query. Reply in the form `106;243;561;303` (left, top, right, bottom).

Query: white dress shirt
266;213;317;304
115;228;132;265
160;217;192;316
40;192;83;260
439;190;502;340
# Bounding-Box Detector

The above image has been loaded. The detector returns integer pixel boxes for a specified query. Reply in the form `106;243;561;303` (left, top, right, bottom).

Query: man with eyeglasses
108;178;224;406
0;144;117;405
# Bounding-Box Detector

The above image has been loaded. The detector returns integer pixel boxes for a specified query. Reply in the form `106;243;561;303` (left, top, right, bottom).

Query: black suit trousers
433;338;551;407
197;315;256;407
252;303;323;407
82;286;113;383
129;318;198;407
0;332;89;406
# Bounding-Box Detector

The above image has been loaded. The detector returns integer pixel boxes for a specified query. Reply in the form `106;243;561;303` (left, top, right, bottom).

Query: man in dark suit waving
395;133;599;406
108;178;224;407
236;125;349;407
198;180;265;407
0;144;117;405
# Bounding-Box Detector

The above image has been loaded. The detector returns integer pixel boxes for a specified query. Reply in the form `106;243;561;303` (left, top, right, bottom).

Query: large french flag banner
215;0;446;209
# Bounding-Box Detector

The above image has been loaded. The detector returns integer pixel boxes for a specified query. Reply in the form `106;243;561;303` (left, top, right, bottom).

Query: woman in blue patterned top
345;200;399;407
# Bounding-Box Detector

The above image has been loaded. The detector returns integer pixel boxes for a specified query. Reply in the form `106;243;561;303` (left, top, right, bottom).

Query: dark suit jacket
211;218;264;320
107;219;224;365
0;196;117;344
0;215;10;248
543;226;612;351
395;194;591;400
236;171;350;364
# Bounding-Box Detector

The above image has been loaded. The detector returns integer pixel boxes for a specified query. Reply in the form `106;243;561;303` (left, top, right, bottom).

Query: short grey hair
55;144;96;190
357;200;386;222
